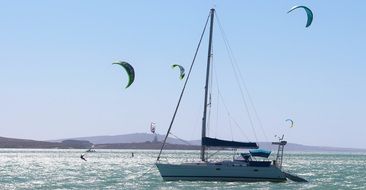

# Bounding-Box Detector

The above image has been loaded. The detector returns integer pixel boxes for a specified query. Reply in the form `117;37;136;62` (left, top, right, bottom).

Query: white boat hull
156;162;286;182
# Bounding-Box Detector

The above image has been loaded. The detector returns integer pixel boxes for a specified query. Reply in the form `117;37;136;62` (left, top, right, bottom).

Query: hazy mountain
95;141;200;150
52;133;189;145
0;134;364;152
0;137;92;149
257;142;365;152
52;133;366;152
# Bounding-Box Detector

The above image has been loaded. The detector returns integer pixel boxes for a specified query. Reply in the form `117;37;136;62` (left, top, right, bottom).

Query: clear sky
0;1;365;149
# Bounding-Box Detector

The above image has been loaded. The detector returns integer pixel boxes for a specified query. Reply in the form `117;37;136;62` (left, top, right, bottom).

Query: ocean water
0;149;365;189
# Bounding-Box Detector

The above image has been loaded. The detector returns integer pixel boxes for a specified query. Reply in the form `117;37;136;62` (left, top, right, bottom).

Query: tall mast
201;8;215;161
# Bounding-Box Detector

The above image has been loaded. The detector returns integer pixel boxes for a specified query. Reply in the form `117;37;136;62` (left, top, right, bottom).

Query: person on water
80;154;87;161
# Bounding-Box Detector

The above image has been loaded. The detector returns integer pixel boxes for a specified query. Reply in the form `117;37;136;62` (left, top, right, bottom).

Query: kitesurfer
80;154;87;161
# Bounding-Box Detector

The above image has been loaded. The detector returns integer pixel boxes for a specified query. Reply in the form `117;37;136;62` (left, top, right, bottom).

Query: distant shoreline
1;136;365;152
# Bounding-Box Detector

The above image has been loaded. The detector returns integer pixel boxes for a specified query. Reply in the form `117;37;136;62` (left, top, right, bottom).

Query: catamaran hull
156;163;286;182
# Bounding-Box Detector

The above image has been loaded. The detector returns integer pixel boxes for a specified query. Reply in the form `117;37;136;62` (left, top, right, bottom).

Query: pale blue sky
0;1;365;148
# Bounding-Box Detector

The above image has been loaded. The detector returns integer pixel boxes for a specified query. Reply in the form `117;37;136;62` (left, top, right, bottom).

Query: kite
113;61;135;88
288;6;313;27
171;64;185;80
285;119;294;128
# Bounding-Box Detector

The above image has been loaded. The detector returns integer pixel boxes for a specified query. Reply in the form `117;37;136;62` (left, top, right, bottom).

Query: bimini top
202;137;259;149
249;149;271;158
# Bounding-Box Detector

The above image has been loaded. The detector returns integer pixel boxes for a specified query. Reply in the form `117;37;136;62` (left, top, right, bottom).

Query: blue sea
0;149;365;189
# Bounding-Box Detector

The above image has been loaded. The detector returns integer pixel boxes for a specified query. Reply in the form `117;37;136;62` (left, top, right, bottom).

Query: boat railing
272;140;287;169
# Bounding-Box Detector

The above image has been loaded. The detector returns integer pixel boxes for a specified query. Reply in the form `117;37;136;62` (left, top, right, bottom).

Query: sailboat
155;8;302;182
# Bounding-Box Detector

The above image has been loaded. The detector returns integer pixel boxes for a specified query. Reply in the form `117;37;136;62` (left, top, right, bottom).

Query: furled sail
202;137;259;149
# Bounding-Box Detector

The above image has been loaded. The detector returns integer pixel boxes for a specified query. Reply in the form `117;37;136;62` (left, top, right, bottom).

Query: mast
201;8;215;161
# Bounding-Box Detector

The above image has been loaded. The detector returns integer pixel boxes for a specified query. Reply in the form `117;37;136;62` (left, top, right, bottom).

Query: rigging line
212;60;221;139
214;87;219;138
212;60;250;141
217;90;250;141
215;12;268;142
136;164;156;179
157;12;211;161
224;41;269;141
169;132;192;146
228;113;233;141
229;45;269;141
237;73;269;141
207;45;214;137
206;149;222;160
215;12;258;141
207;94;211;136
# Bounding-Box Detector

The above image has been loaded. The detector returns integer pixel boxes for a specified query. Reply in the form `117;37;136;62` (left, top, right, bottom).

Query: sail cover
249;149;271;158
202;137;259;149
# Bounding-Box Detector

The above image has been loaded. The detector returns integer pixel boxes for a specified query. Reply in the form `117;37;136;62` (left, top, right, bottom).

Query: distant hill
257;142;365;152
95;141;200;150
52;133;188;145
0;137;92;149
52;133;366;152
1;134;365;152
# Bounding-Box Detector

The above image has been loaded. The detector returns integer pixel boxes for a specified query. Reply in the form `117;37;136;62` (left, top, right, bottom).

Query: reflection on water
0;149;365;189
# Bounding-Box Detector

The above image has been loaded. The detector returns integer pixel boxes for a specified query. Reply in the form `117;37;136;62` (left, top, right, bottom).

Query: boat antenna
156;11;211;161
201;8;215;162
